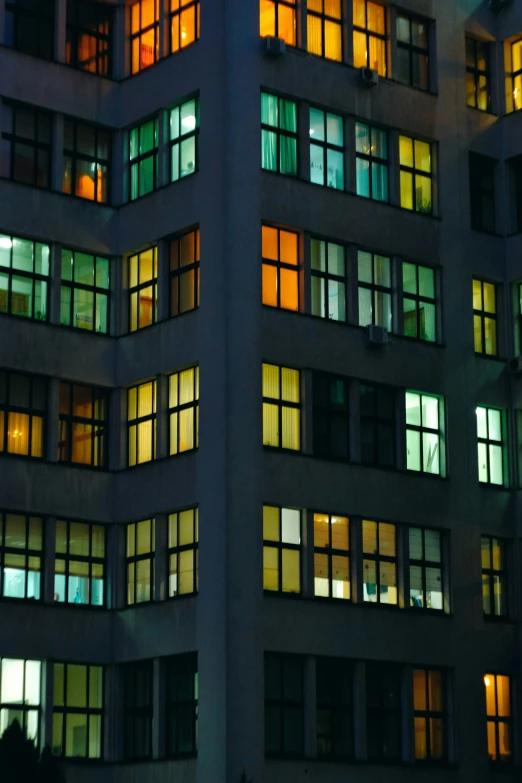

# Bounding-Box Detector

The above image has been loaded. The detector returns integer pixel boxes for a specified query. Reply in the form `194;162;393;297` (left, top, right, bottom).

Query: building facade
0;0;521;781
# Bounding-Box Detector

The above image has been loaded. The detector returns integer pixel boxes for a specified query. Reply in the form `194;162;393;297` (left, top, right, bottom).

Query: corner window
54;521;105;607
165;653;198;756
413;668;446;761
264;653;303;755
312;373;350;460
469;153;496;233
366;664;402;760
484;674;512;763
170;98;199;181
60;249;110;334
2;103;52;189
262;225;299;311
309;108;344;189
362;520;397;605
66;0;113;77
466;37;491;112
129;247;158;332
0;659;41;744
0;513;42;600
127;379;157;466
313;512;350;599
63;120;110;203
408;527;443;610
511;39;522;112
357;250;392;330
262;363;301;450
123;661;153;760
0;233;50;321
396;14;429;90
481;536;508;618
359;382;396;467
58;382;108;468
310;239;346;322
170;227;200;316
263;505;301;594
472;279;497;355
168;367;199;455
355;123;388;202
261;93;298;176
352;0;387;76
52;663;103;758
168;508;198;598
129;118;158;200
405;391;444;475
0;371;46;459
170;0;200;54
476;407;505;485
316;657;353;757
5;0;54;60
307;0;342;62
130;0;159;74
126;519;155;605
402;262;437;342
399;136;432;214
260;0;296;46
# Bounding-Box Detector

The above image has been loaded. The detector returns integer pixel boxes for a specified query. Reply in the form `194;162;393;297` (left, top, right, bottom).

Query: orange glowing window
59;382;108;468
262;225;299;311
484;674;512;763
65;0;113;77
413;668;446;761
353;0;387;77
260;0;296;46
62;120;110;204
0;371;45;459
307;0;342;62
170;0;200;54
130;0;160;74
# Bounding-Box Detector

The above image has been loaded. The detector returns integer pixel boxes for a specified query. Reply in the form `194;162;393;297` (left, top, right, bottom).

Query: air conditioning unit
509;356;522;375
366;324;388;346
262;36;286;57
359;66;379;87
490;0;513;12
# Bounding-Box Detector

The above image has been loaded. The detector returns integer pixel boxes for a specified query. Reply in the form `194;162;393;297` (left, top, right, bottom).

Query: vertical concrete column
349;378;361;462
155;373;168;460
301;230;310;315
51;115;64;194
109;388;124;471
345;118;356;195
111;131;126;208
298;101;310;183
157;238;170;322
54;0;66;63
103;665;119;761
109;523;126;610
345;243;358;325
49;244;63;326
351;516;363;604
302;371;313;455
46;379;60;463
43;517;57;604
42;661;54;748
303;656;317;758
159;0;169;59
112;253;125;336
303;510;314;598
402;665;414;762
112;2;127;80
154;513;168;601
353;660;367;759
0;1;5;44
343;0;352;65
158;109;169;188
152;658;165;758
393;254;404;336
388;129;400;206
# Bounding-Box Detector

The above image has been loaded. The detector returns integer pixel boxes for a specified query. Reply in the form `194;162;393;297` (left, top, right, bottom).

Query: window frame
65;0;113;77
407;526;445;612
476;406;506;486
465;36;491;112
399;135;433;214
168;508;198;599
362;519;398;605
413;667;447;762
0;232;50;322
128;247;158;332
472;278;498;356
126;519;155;606
52;662;104;759
511;39;522;113
469;152;496;234
169;227;200;317
0;370;46;460
481;536;508;619
127;379;157;467
5;0;55;60
168;366;199;456
2;102;52;189
263;505;302;595
353;0;387;77
359;381;396;468
0;512;43;601
165;652;198;757
484;673;513;764
316;656;353;759
261;92;298;177
401;260;438;343
123;660;153;760
357;249;393;331
366;662;402;761
355;122;389;202
312;373;350;461
0;658;42;746
60;248;110;334
264;652;304;757
306;0;343;62
261;224;300;312
62;118;111;204
395;12;430;91
260;0;297;46
405;391;445;476
313;512;350;601
309;107;345;189
54;520;106;608
169;0;200;54
170;97;200;182
129;117;159;201
262;363;301;451
58;381;109;469
310;237;347;322
130;0;160;74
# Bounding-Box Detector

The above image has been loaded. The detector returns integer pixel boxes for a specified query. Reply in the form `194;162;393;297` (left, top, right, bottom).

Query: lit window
402;262;437;342
469;153;496;233
264;653;303;755
396;14;429;90
413;669;446;761
168;508;198;598
126;519;155;605
316;657;353;757
261;92;298;176
59;382;108;468
52;663;103;758
66;0;113;77
360;383;396;467
353;0;387;76
263;505;301;593
0;658;41;744
170;0;199;53
129;118;159;200
168;367;199;455
484;674;512;762
408;527;443;610
313;513;350;599
130;0;159;74
170;98;199;181
511;39;522;112
476;407;505;485
54;521;105;607
128;247;158;332
399;136;432;213
313;374;350;460
357;250;392;330
63;120;110;203
362;520;397;604
60;249;109;334
262;225;299;311
366;664;402;760
472;279;497;355
2;102;52;189
355;123;389;201
405;391;444;475
259;0;296;45
481;536;508;618
123;661;153;760
127;380;156;466
170;228;200;316
466;37;491;112
5;0;54;60
165;653;198;756
262;363;301;450
0;513;42;600
309;108;344;189
0;371;45;459
307;0;342;61
0;233;49;321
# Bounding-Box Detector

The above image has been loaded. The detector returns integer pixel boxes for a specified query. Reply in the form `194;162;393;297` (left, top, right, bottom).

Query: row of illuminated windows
0;510;197;607
265;654;514;765
0;97;199;202
263;507;509;620
4;0;199;78
0;654;197;761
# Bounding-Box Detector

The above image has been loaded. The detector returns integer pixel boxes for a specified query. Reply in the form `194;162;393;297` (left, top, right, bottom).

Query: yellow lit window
130;0;159;74
126;519;155;604
128;247;158;332
127;380;156;466
169;367;199;455
399;135;432;214
413;668;446;761
512;40;522;112
472;278;497;355
262;225;299;311
168;507;198;597
353;0;387;76
313;513;350;599
262;363;301;450
263;505;301;593
0;371;45;459
484;674;512;763
481;536;507;616
307;0;342;62
170;0;199;53
52;663;103;758
260;0;296;46
362;520;397;604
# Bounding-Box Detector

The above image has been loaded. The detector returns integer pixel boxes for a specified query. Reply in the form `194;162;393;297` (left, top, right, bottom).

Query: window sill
478;481;510;491
482;614;516;625
474;352;506;363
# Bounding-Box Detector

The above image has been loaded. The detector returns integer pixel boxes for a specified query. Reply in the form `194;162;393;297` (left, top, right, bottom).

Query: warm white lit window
476;406;505;485
263;505;301;593
0;658;41;744
169;367;199;456
313;513;350;599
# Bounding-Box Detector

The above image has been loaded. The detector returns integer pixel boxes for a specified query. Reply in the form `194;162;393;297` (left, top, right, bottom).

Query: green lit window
168;508;198;598
0;658;41;745
0;233;49;321
399;135;432;214
60;249;110;334
476;406;505;485
54;521;105;607
357;250;392;330
52;663;103;758
309;108;344;189
263;505;301;594
168;367;199;455
170;98;199;181
472;279;497;355
129;118;158;200
406;391;444;475
310;239;346;322
481;536;508;618
355;123;388;201
402;262;437;342
126;519;155;605
261;92;297;176
408;527;443;610
362;520;397;604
